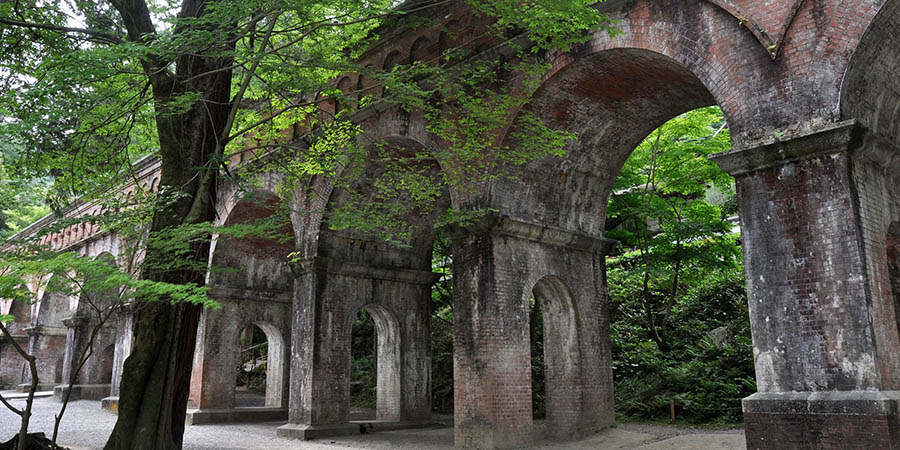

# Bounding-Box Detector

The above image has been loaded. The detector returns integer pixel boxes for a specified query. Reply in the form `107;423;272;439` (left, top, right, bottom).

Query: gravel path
0;395;744;449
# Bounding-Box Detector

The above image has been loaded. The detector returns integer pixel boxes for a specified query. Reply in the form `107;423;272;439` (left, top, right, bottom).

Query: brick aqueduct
2;0;900;448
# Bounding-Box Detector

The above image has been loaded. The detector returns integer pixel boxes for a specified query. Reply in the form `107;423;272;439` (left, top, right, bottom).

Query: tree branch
0;17;123;44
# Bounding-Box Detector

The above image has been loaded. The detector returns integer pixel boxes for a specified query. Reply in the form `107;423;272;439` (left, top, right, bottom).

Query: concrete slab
186;407;288;425
16;383;56;392
0;390;53;400
276;422;362;440
277;420;438;440
53;384;111;402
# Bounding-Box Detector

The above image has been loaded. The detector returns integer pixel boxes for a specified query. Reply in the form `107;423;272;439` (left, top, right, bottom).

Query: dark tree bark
102;0;235;449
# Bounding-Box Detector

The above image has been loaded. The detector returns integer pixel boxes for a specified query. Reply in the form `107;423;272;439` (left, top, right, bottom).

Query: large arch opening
297;135;450;427
487;46;751;435
189;188;294;414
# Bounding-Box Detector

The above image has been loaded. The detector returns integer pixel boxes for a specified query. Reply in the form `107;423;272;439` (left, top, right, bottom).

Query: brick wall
744;411;900;450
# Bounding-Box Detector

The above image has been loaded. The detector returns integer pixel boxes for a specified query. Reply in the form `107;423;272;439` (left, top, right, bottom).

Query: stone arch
490;47;721;235
381;50;403;97
188;186;294;417
336;76;354;112
278;135;443;435
409;36;431;62
346;303;402;422
529;276;582;439
209;189;294;294
840;0;900;149
250;320;288;408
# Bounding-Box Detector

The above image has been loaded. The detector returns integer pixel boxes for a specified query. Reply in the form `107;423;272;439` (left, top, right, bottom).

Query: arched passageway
58;252;120;400
348;304;402;422
187;188;293;423
452;46;719;449
279;138;446;438
234;322;288;408
529;277;582;439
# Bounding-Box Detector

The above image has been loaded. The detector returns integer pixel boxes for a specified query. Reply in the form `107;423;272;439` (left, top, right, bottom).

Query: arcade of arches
1;1;900;449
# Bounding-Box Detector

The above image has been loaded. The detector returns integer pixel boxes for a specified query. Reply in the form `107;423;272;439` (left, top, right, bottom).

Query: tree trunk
103;1;234;447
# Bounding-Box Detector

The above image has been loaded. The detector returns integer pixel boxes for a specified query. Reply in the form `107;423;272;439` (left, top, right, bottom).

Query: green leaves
607;106;751;423
468;0;617;52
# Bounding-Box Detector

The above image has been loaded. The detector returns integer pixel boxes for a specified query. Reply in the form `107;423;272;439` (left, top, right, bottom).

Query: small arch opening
234;321;286;408
236;324;268;407
349;304;401;422
410;36;431;62
98;343;115;384
530;276;581;438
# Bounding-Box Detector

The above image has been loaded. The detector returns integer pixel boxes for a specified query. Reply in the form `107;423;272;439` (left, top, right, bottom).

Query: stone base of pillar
100;396;118;413
186;407;288;425
276;420;438;440
53;384;111;402
17;383;57;392
743;391;900;450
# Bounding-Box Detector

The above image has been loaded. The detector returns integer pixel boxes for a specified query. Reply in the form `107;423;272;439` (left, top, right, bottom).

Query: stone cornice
710;120;861;176
23;325;68;337
61;315;89;328
0;334;29;343
207;285;293;304
292;258;440;286
447;212;619;255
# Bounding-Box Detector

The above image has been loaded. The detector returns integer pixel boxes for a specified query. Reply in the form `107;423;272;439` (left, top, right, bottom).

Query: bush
611;269;755;424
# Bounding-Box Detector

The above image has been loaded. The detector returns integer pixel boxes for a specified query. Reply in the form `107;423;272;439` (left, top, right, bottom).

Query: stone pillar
451;214;617;449
711;121;900;449
55;314;114;401
103;307;134;412
60;315;89;386
278;259;436;439
188;304;240;409
109;308;134;397
22;325;67;390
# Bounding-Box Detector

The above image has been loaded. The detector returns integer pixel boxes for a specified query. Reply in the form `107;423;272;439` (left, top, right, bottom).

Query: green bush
611;271;755;424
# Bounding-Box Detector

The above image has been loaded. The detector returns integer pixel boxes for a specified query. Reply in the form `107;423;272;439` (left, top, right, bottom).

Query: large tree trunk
104;1;234;448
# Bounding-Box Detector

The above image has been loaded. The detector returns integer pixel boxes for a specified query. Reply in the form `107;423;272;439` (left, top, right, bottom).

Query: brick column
712;121;900;450
188;304;241;409
55;314;116;401
451;214;617;449
102;307;135;412
60;314;89;385
278;259;437;439
22;325;67;389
